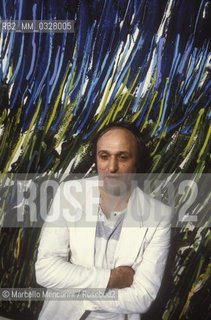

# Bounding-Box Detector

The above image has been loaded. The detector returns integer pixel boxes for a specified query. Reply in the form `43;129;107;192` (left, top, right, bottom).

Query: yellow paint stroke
15;107;22;125
0;119;12;152
2;186;9;199
49;157;60;176
3;135;23;174
22;98;42;148
45;63;71;134
3;99;42;173
100;67;137;127
16;144;30;171
42;141;47;151
132;91;150;122
141;91;158;132
0;109;7;125
150;154;162;174
121;68;142;112
102;67;138;125
150;128;167;157
98;106;114;131
0;200;6;219
29;135;37;160
111;68;131;120
179;283;196;319
101;103;117;128
0;172;14;197
132;69;157;123
197;123;211;163
194;160;205;175
112;67;142;122
56;113;74;147
113;71;130;102
9;59;13;80
179;264;211;319
151;77;169;137
15;228;22;259
63;67;76;115
182;108;205;157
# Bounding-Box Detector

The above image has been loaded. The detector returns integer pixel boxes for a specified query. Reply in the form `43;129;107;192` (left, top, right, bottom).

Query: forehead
97;128;137;152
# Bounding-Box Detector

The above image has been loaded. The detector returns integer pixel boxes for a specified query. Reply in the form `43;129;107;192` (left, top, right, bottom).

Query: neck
99;187;131;218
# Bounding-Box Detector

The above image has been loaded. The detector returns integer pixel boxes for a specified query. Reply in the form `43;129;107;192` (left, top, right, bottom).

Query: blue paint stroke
96;32;144;120
26;3;37;80
193;0;205;35
109;34;144;105
23;82;38;122
2;31;16;81
1;0;6;19
94;0;109;41
82;108;111;140
72;22;96;115
76;91;95;133
25;1;44;87
178;37;194;75
156;37;165;88
48;32;67;103
167;94;210;133
72;57;89;116
68;24;95;102
10;55;25;109
18;0;23;20
155;39;182;131
183;48;198;92
50;46;61;85
62;57;77;107
50;62;71;130
184;43;209;105
132;37;156;113
26;32;36;81
38;71;50;129
33;33;53;102
41;155;54;172
113;34;130;84
27;151;38;172
8;33;24;84
136;92;152;127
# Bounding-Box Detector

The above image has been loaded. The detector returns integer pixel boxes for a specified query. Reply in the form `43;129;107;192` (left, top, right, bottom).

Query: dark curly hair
91;121;152;173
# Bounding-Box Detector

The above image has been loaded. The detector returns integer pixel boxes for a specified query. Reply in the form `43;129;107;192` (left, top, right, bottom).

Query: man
35;122;172;320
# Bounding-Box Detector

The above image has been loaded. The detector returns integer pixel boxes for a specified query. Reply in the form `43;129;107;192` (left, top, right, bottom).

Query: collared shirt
86;206;126;320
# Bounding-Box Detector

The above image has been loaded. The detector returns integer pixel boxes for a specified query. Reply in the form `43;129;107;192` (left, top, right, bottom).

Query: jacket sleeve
35;184;110;291
84;222;171;314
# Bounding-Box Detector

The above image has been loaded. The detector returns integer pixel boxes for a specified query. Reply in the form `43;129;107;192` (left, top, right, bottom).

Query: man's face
96;128;137;195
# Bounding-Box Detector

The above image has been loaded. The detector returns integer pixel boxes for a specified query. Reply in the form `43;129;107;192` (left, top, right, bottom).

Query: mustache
100;173;133;178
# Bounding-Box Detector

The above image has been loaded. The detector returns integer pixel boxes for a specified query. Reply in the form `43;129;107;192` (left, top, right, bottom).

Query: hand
107;266;135;289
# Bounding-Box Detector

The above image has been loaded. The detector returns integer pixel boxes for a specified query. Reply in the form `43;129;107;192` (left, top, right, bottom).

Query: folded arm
35;223;111;290
85;224;171;314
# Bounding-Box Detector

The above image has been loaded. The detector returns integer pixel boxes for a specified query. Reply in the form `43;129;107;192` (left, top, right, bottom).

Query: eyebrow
97;150;131;155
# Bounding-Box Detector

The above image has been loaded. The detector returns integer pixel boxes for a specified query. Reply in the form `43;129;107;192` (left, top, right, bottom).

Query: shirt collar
98;205;126;228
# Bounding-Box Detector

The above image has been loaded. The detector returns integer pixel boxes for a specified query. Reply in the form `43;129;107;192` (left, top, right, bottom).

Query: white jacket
35;177;172;320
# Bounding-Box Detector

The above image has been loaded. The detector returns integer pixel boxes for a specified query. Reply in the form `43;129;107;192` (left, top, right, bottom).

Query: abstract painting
0;0;210;319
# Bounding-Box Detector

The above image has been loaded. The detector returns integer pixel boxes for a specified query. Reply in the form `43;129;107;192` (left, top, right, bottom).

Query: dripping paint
0;0;210;319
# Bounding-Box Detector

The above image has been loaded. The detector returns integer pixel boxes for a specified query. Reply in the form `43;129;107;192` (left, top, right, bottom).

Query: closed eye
118;153;130;160
99;154;109;160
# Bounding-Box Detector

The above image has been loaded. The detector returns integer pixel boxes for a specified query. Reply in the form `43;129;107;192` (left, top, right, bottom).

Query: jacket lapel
70;179;151;268
71;178;100;267
113;187;149;267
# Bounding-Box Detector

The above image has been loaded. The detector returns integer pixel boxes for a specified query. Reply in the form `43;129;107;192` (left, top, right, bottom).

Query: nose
108;156;118;173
